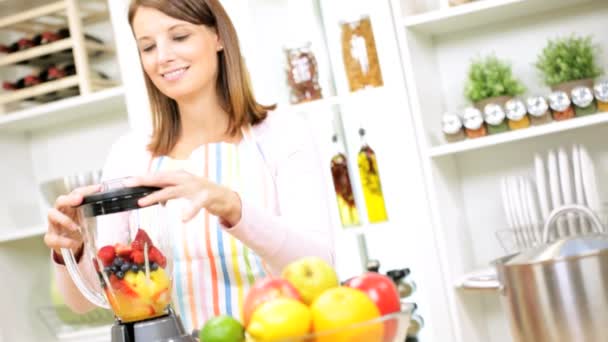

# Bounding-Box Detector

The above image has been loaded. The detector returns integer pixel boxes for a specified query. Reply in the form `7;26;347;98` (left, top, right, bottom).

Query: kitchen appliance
39;170;102;206
60;178;195;342
493;204;608;342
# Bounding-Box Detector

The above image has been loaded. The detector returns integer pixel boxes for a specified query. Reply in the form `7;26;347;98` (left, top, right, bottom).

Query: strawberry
149;246;167;268
115;243;133;259
131;229;153;251
97;245;116;266
130;250;145;264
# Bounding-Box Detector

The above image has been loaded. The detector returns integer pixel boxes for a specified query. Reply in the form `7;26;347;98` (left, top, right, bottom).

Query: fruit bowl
247;306;413;342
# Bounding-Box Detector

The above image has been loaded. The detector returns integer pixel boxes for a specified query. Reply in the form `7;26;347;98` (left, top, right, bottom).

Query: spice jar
441;112;466;142
548;91;575;121
505;99;531;130
594;81;608;112
462;107;487;139
483;103;509;135
285;42;322;104
526;96;552;125
340;15;383;92
571;86;597;116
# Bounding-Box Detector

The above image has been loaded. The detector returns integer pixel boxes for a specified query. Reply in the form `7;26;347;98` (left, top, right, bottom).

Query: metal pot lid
507;234;608;265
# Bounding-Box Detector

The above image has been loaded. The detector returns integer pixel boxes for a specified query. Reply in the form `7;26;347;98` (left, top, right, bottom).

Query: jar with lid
526;96;552;125
441;112;466;142
284;42;322;104
548;91;575;121
340;15;383;92
505;99;531;130
594;80;608;112
571;86;597;116
462;107;487;139
482;103;509;135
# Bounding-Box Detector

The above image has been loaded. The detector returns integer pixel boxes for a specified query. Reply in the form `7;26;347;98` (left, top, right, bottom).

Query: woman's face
132;6;222;100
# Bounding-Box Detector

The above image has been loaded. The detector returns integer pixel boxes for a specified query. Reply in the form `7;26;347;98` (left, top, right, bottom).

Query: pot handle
542;204;605;243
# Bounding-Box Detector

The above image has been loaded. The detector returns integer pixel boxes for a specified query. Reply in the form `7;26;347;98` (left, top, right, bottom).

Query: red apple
243;277;302;327
345;272;401;340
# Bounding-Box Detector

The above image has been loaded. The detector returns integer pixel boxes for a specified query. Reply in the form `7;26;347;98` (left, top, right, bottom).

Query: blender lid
507;234;608;265
80;186;161;216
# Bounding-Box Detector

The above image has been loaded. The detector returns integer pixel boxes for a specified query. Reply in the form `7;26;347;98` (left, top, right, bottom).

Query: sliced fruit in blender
98;246;116;266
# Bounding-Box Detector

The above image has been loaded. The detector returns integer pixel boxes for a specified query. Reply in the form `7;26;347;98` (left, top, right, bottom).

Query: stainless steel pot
493;205;608;342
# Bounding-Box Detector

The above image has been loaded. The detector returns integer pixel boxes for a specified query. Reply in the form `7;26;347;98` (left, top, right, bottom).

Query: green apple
281;257;339;305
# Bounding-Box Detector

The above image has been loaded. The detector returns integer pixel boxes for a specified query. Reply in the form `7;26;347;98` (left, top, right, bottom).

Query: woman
45;0;334;332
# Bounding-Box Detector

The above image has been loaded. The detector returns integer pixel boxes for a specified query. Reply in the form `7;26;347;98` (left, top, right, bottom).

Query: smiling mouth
162;67;189;80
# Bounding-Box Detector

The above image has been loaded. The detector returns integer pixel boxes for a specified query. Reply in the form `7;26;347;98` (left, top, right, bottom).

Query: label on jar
441;113;463;134
571;86;594;107
483;103;506;125
549;91;571;112
505;99;527;120
526;96;549;117
350;34;370;75
462;107;483;130
594;81;608;102
290;56;312;83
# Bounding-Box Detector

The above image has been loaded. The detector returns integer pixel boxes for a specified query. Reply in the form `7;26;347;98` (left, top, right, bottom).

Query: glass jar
594;81;608;112
284;42;322;104
571;86;597;116
462;107;487;139
526;96;552;125
330;135;360;228
483;103;509;135
441;112;466;142
357;128;388;223
340;15;383;92
548;91;575;121
505;99;531;130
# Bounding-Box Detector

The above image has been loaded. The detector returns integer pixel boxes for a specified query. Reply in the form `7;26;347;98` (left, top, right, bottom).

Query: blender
60;179;196;342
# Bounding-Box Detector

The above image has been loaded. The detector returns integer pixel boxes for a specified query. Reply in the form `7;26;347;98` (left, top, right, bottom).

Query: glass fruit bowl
246;306;413;342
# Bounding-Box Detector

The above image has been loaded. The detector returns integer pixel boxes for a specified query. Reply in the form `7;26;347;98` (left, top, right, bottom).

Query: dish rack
0;0;118;114
38;305;114;340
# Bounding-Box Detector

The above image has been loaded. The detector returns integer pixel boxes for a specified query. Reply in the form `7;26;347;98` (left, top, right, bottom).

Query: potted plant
535;34;603;93
464;55;526;110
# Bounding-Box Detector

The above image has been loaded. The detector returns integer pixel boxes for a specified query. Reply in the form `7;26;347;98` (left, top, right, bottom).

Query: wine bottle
357;128;388;223
330;134;360;227
2;74;41;90
32;31;61;46
38;65;66;82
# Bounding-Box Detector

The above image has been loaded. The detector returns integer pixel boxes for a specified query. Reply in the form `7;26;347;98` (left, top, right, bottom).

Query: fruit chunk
98;246;116;266
115;243;133;258
131;229;152;251
149;246;167;268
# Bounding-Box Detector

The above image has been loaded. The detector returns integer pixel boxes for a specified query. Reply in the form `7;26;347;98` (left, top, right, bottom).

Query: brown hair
128;0;275;156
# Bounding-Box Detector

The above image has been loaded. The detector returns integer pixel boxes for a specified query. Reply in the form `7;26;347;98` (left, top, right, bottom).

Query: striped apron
145;125;276;332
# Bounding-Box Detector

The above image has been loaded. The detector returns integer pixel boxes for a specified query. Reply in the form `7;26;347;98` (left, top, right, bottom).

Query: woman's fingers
44;232;82;253
124;171;188;188
138;186;180;207
48;208;81;233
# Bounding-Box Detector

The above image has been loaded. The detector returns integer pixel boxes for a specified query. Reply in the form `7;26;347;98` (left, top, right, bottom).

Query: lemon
246;298;311;341
199;315;245;342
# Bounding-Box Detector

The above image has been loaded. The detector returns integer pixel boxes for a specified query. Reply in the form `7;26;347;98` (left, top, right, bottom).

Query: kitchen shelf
0;75;80;106
0;224;46;244
427;112;608;158
0;85;126;133
401;0;597;36
0;38;113;67
284;86;386;114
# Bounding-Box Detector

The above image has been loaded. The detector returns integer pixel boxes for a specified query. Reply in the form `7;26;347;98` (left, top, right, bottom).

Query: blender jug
60;179;194;341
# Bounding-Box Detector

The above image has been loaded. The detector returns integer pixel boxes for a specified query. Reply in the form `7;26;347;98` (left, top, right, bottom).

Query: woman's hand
45;184;102;256
124;171;242;224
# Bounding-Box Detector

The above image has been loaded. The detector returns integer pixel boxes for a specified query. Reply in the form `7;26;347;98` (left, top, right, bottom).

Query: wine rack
0;0;118;114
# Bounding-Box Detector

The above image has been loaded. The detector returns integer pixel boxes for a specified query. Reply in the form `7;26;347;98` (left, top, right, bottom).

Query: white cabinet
391;0;608;341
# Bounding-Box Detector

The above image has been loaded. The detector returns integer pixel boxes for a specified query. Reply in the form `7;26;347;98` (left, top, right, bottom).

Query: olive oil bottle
330;134;360;227
357;128;388;223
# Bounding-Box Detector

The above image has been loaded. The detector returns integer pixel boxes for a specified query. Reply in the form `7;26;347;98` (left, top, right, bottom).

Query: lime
199;315;245;342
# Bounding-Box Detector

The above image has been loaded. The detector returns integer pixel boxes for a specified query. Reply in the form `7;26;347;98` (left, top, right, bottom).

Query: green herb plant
535;34;603;86
464;55;526;103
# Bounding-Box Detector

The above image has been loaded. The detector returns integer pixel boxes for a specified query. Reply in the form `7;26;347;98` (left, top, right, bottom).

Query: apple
310;286;382;342
243;277;301;327
281;257;339;305
345;272;401;340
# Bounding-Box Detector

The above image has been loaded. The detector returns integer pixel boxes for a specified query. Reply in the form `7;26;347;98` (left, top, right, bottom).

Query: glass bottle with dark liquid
330;135;360;227
357;128;388;223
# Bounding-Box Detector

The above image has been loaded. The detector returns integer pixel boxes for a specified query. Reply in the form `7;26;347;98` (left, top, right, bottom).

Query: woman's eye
174;35;189;42
142;44;155;52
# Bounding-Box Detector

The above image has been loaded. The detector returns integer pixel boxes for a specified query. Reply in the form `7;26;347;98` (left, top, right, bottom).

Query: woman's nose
156;42;176;64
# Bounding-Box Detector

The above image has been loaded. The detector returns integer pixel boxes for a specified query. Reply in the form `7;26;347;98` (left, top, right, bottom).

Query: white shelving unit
391;0;608;341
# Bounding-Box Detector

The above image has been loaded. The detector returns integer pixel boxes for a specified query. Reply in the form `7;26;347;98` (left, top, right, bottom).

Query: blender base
111;308;196;342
